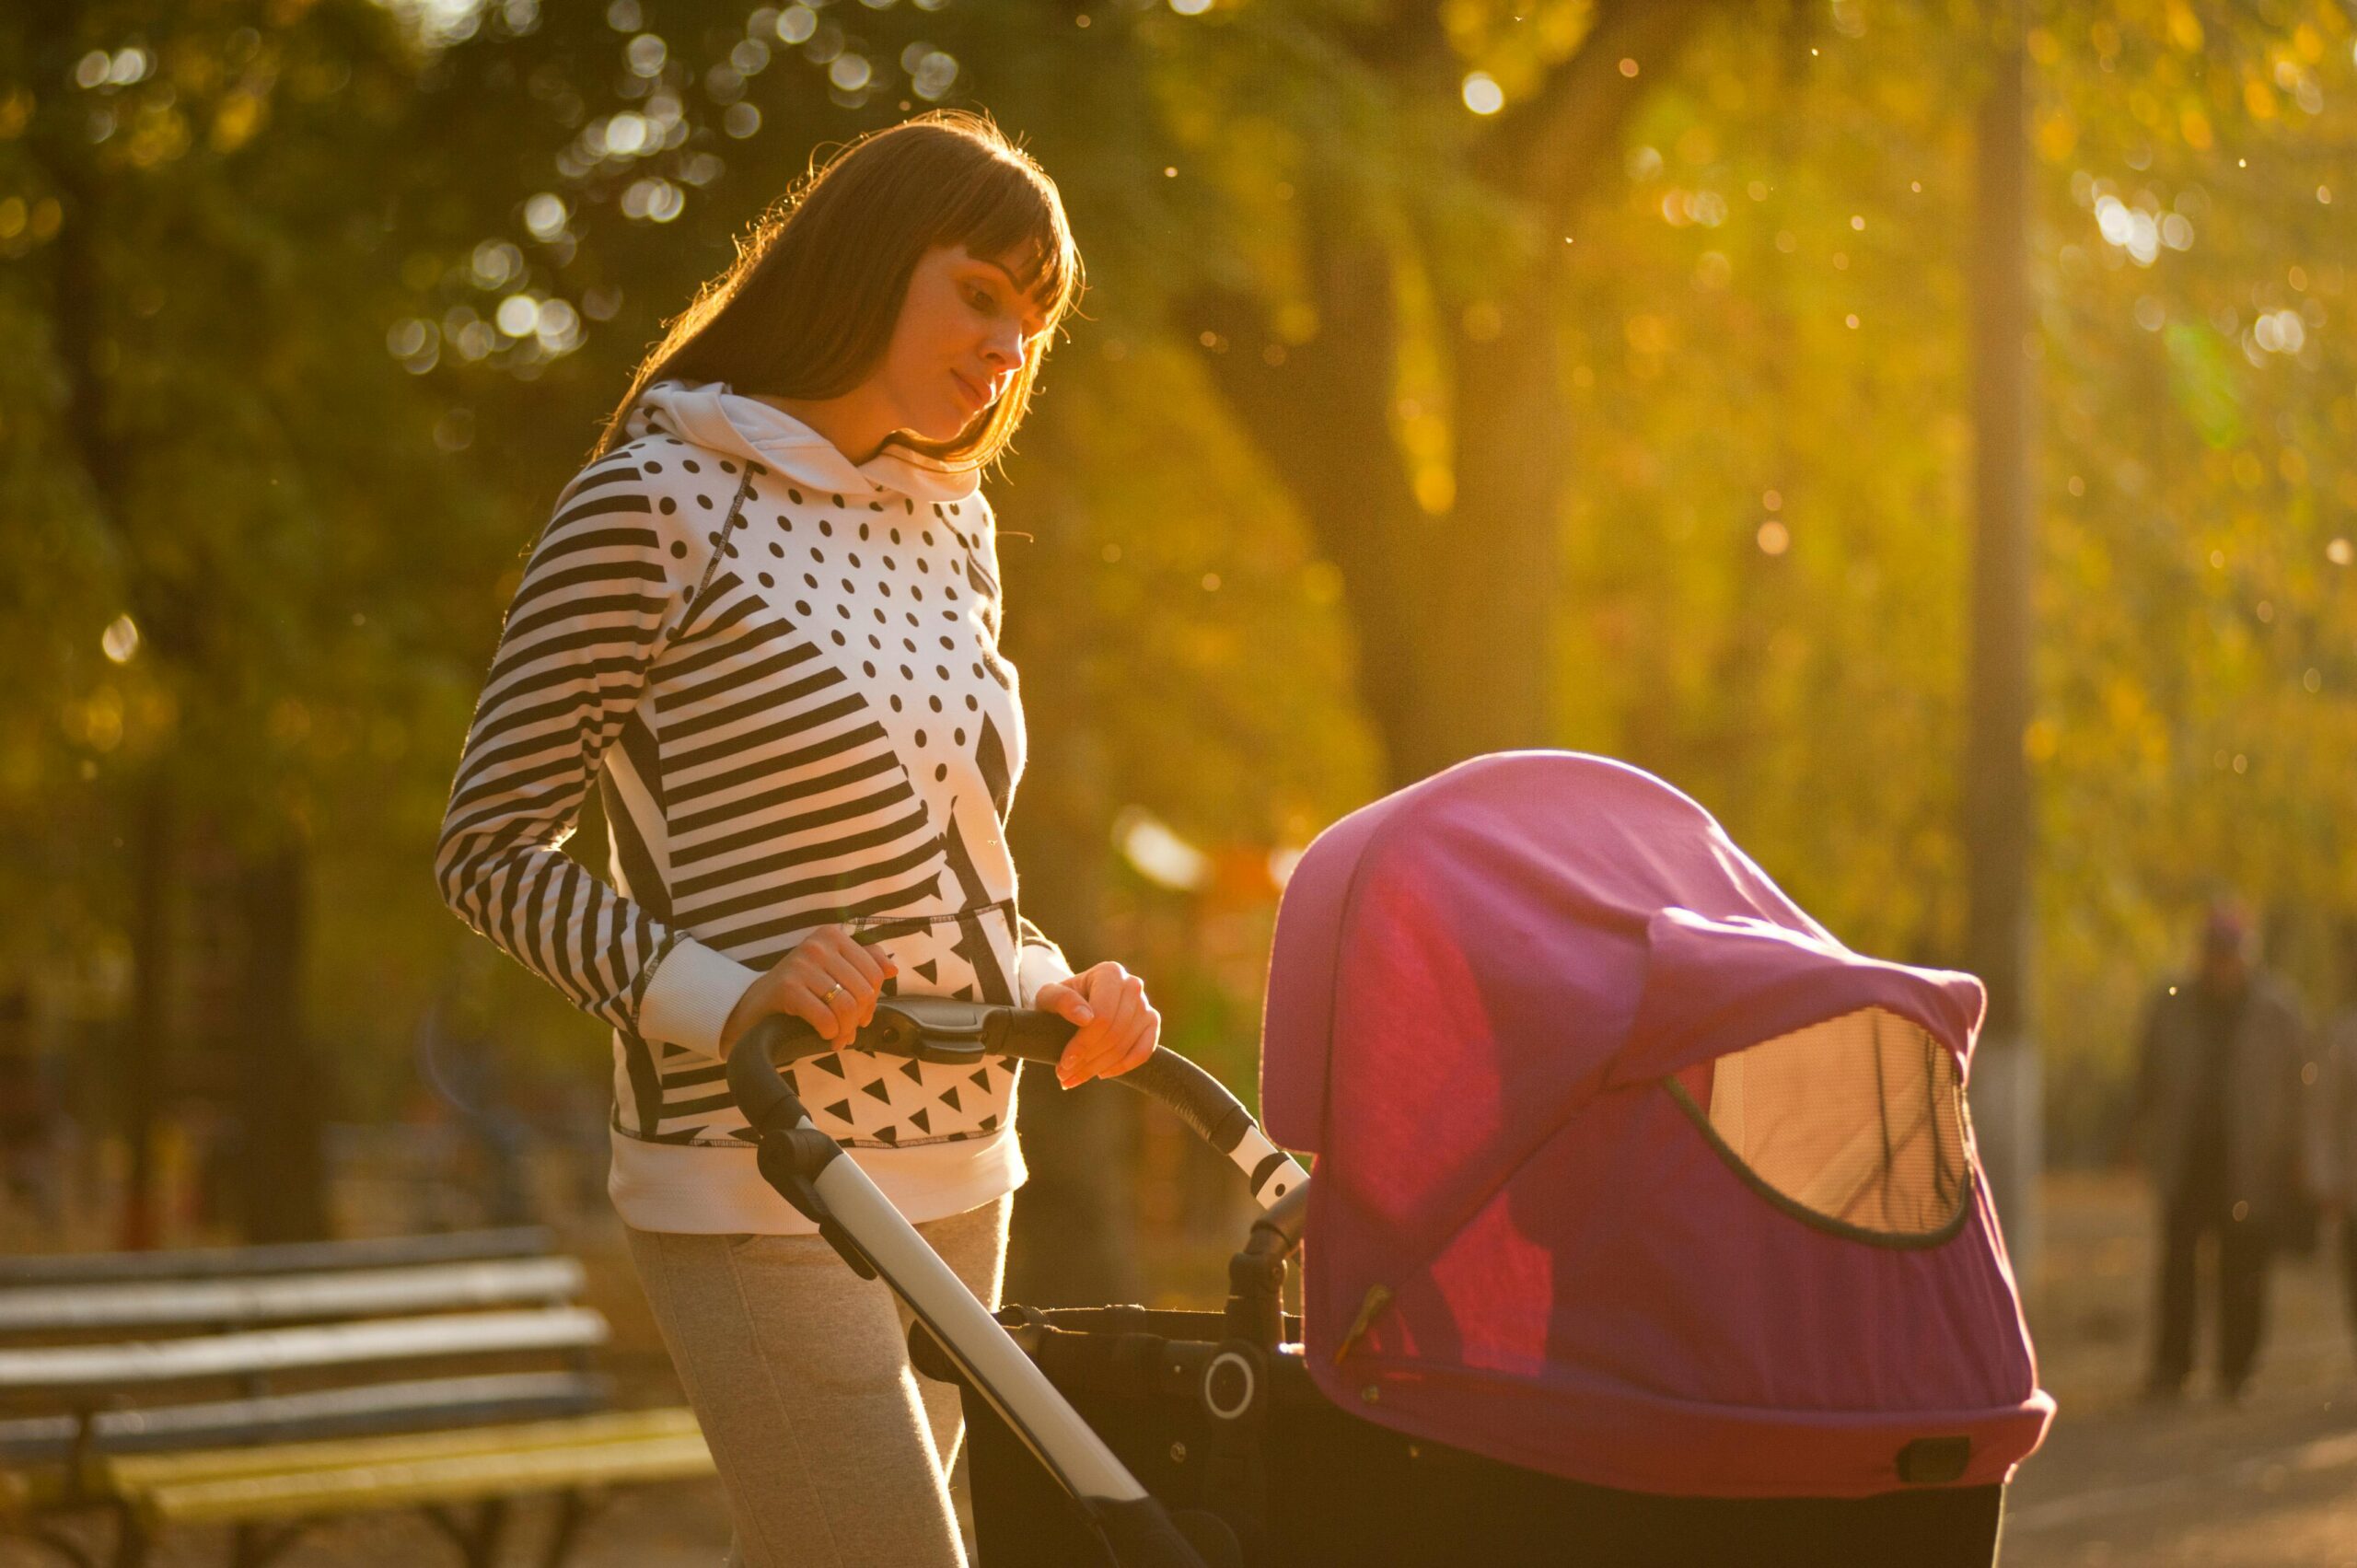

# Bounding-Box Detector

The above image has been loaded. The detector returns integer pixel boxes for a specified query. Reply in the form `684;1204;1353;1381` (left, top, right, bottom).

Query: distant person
2316;922;2357;1365
2135;902;2310;1402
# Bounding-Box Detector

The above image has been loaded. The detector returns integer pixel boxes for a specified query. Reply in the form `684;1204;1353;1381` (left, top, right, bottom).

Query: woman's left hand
1034;962;1160;1087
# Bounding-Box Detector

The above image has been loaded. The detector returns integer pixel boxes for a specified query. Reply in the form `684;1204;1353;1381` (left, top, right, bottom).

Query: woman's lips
950;369;988;410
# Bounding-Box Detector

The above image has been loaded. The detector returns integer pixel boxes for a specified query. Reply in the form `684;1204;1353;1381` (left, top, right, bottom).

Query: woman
434;109;1160;1566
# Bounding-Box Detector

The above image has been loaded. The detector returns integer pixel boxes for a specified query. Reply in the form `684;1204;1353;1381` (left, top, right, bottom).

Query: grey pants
624;1193;1011;1567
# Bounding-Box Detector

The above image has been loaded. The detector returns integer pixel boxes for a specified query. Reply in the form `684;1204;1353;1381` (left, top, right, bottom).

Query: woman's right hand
717;924;897;1059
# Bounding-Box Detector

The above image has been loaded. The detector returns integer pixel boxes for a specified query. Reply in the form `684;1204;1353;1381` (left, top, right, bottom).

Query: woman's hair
591;107;1085;468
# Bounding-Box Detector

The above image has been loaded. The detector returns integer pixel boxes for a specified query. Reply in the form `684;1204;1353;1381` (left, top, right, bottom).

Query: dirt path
2002;1172;2357;1567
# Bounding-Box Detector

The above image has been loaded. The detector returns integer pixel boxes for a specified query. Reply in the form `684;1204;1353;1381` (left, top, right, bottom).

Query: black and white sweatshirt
434;379;1073;1234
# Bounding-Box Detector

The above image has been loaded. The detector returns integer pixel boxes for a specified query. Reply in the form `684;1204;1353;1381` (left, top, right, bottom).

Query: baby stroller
727;752;2053;1567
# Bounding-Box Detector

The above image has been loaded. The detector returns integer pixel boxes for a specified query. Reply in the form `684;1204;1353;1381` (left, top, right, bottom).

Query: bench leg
106;1506;148;1568
228;1520;310;1568
22;1520;104;1568
540;1489;605;1568
423;1499;509;1568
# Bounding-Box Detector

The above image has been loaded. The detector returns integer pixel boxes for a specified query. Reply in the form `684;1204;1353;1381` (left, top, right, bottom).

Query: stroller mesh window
1685;1007;1968;1240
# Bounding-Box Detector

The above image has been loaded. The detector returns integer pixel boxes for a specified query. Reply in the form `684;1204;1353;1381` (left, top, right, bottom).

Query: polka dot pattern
600;417;1040;1159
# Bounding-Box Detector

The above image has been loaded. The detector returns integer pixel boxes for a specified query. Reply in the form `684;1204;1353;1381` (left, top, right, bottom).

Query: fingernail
1072;1005;1096;1023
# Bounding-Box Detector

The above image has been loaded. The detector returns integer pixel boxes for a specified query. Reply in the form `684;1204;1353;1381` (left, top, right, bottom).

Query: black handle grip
726;1004;1078;1137
724;1001;1282;1206
724;1014;821;1139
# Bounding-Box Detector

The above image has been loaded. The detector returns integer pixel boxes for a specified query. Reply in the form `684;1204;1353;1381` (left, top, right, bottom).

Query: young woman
434;109;1160;1566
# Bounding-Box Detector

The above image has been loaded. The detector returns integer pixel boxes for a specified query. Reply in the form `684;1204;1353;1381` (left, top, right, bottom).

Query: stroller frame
726;1000;1305;1568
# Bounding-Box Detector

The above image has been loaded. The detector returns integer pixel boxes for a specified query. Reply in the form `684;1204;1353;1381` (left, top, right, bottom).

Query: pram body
923;1306;2007;1567
728;751;2051;1567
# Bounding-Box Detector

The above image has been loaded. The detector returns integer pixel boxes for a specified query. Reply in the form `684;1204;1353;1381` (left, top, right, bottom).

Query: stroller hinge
756;1124;879;1280
1225;1247;1286;1345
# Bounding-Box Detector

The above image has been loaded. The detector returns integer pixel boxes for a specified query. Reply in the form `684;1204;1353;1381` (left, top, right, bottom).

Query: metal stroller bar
725;1000;1310;1568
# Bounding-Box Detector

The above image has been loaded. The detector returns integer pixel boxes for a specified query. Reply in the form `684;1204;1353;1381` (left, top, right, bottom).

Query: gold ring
821;983;847;1004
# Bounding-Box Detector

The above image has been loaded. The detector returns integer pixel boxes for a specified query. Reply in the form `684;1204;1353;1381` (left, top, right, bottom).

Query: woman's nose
983;322;1028;376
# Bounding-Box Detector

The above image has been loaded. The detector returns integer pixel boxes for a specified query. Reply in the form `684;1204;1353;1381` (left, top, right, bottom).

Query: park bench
0;1226;714;1567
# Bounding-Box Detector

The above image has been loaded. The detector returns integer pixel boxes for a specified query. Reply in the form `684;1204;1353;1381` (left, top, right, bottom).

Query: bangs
937;166;1082;334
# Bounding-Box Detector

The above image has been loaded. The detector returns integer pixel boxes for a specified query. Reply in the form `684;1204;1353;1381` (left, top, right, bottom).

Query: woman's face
876;239;1052;442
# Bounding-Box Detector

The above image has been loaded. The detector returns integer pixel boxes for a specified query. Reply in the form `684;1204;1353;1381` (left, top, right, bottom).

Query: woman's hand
1034;962;1160;1087
717;924;897;1058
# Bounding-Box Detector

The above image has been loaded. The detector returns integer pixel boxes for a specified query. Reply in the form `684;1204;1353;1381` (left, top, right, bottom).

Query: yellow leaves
0;90;32;140
63;688;125;752
0;196;64;258
2243;75;2279;120
2279;447;2310;486
2231;450;2267;490
267;697;312;749
1300;561;1343;608
2036;111;2077;162
212;90;267;154
1412;467;1455;515
2026;28;2062;66
2179;103;2214;150
124;104;192;170
1622;313;1676;354
2164;1;2204;52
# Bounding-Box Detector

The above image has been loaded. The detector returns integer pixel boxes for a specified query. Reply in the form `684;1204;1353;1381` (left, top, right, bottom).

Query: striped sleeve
433;456;732;1044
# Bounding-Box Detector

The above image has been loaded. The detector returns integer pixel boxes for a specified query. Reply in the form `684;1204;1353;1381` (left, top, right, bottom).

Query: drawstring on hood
634;378;983;507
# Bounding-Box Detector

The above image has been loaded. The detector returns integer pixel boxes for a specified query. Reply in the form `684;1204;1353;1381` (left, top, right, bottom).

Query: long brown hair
592;108;1085;469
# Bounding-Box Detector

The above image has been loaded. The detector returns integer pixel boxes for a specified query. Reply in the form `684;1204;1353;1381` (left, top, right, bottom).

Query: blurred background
2;0;2354;1561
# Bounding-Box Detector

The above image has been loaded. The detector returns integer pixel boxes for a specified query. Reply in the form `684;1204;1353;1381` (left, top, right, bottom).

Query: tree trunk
1962;29;2041;1292
1179;1;1719;790
116;780;171;1249
232;837;333;1242
1416;266;1572;779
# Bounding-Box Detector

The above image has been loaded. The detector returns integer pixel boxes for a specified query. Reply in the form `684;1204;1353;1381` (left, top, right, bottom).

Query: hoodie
435;379;1073;1235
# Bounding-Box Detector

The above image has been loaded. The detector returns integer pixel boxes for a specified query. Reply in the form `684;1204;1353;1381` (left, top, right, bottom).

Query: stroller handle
722;997;1276;1568
726;996;1308;1211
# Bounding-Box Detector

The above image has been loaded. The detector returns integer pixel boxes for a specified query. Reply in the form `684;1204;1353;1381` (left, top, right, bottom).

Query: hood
634;379;983;507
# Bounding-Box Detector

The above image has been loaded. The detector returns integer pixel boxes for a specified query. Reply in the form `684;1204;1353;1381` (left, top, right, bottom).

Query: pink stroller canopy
1260;752;2052;1498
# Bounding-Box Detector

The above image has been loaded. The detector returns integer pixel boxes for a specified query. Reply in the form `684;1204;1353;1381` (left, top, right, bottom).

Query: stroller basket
911;1306;2004;1568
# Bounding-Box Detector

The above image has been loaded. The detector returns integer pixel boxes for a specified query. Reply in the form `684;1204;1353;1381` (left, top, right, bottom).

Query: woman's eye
967;287;997;314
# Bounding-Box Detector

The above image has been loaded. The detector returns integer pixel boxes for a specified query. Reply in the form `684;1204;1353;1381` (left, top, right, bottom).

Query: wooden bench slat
0;1307;608;1393
104;1408;702;1491
0;1372;613;1465
0;1228;555;1286
0;1257;586;1334
134;1428;714;1527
